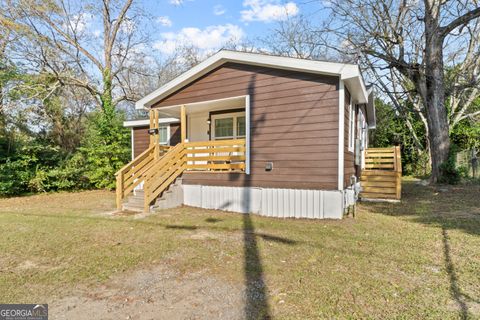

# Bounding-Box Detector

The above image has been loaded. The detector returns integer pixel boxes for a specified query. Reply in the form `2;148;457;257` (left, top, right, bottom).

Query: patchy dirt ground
1;182;479;319
52;265;245;320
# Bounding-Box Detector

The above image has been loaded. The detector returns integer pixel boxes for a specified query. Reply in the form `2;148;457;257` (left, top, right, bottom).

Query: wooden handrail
141;139;246;212
183;139;245;148
116;139;247;211
115;145;154;176
115;144;171;209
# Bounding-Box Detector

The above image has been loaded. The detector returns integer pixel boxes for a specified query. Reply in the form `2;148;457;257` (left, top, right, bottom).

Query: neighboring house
123;118;181;158
117;50;375;219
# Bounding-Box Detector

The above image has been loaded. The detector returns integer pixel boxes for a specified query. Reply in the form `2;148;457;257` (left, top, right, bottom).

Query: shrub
79;110;130;189
439;145;462;185
0;143;92;196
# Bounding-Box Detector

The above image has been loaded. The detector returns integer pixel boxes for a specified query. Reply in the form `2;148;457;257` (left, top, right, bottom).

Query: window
214;118;234;138
212;112;246;140
236;116;246;137
159;125;169;144
348;100;355;152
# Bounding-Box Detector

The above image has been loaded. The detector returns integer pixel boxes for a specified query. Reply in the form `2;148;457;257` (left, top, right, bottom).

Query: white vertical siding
183;185;345;219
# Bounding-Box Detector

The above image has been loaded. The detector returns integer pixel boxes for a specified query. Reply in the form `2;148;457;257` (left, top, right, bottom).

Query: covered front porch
148;94;250;173
154;95;248;141
115;95;250;211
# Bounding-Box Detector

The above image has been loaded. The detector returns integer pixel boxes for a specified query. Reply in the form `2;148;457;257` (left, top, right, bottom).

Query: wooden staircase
121;178;184;212
360;146;402;201
122;190;145;212
115;139;246;213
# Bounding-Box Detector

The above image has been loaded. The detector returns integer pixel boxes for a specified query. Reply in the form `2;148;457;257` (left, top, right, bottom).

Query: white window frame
348;97;355;152
211;111;246;140
158;124;170;145
130;124;170;161
358;110;367;169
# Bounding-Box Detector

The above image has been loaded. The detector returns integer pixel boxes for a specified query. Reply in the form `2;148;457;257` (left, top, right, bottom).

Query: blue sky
140;0;325;55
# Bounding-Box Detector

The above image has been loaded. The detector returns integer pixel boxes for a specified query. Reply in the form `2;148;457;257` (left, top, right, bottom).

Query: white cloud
157;16;172;27
169;0;193;5
154;24;244;55
119;18;136;34
241;0;299;22
70;13;92;33
213;4;226;15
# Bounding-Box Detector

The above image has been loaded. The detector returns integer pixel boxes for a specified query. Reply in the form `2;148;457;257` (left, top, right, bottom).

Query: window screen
214;118;234;138
159;125;168;144
236;116;246;137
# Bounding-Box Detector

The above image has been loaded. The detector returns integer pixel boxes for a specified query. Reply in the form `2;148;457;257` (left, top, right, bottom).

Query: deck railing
115;139;246;211
360;146;402;200
184;139;246;171
115;145;170;209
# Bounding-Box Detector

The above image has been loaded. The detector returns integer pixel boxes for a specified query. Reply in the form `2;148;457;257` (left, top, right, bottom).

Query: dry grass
0;181;479;319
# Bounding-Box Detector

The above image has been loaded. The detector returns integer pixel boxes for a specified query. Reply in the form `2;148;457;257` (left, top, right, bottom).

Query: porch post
149;109;154;147
180;104;186;143
154;109;159;159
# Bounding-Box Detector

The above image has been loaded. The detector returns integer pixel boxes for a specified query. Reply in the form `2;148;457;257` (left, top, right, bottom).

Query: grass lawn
0;181;479;319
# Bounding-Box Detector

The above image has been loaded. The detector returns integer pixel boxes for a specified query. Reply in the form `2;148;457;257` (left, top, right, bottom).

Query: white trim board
348;95;355;153
130;128;134;161
136;50;369;110
245;95;251;175
123;118;179;128
338;80;345;191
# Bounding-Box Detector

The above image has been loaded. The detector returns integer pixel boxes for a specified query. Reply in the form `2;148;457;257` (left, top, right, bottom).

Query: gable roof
135;50;370;110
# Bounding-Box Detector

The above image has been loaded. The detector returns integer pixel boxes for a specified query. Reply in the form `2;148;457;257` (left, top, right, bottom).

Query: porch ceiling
155;96;246;118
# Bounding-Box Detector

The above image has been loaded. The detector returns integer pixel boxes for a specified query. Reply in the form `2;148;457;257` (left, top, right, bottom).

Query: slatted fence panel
360;146;402;200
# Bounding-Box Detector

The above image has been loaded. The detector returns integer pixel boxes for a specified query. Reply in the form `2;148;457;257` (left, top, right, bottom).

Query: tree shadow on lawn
362;181;480;319
12;209;296;319
364;181;480;237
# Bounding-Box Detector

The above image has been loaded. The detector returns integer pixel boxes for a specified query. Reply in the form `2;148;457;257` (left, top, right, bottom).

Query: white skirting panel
183;185;345;219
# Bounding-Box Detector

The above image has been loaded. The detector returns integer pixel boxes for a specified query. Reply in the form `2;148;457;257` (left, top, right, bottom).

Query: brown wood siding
154;63;340;190
132;126;149;158
132;123;180;158
170;123;181;145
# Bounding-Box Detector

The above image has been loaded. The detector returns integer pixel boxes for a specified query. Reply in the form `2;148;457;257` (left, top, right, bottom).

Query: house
117;50;375;219
123;118;181;158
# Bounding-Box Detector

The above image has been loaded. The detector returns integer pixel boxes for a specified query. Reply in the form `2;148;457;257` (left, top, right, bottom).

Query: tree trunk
424;1;451;182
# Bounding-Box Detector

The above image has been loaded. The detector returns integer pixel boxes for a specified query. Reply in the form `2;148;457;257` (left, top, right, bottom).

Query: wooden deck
360;146;402;200
115;137;246;212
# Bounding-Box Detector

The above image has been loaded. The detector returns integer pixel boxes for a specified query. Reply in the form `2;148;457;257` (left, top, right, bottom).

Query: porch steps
153;177;183;211
121;178;183;212
122;190;145;212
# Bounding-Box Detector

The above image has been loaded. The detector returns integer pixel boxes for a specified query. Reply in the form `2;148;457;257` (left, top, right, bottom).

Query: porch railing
184;139;246;171
115;145;170;209
115;138;246;211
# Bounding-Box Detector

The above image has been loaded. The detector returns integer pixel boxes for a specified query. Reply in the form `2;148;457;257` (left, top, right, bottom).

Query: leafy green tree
370;99;429;176
79;110;130;189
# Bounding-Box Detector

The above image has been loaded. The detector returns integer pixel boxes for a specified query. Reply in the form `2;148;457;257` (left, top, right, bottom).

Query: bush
0;109;130;195
28;153;91;193
0;143;92;196
439;146;463;185
79;110;130;189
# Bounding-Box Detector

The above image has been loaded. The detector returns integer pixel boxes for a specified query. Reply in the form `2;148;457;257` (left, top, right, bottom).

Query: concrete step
123;176;184;213
126;199;144;206
122;204;143;212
